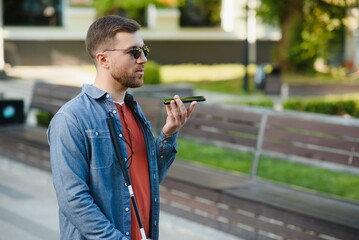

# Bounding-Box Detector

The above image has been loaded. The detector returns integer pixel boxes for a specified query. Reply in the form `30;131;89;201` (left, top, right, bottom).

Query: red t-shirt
116;102;151;240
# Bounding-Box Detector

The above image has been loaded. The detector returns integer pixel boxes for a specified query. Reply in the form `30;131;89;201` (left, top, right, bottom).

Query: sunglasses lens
131;48;142;59
143;46;150;57
129;46;150;59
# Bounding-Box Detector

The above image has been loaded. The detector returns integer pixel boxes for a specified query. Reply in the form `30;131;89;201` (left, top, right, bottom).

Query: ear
95;52;110;69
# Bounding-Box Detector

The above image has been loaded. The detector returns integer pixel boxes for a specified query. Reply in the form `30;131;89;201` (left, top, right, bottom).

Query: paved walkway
0;156;241;240
0;66;242;240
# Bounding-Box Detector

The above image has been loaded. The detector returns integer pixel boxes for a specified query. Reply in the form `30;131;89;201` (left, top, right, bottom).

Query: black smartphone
163;96;206;105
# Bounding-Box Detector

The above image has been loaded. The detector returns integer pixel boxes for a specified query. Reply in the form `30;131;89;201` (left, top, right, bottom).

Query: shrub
240;99;274;108
144;60;162;84
283;98;358;118
36;110;53;127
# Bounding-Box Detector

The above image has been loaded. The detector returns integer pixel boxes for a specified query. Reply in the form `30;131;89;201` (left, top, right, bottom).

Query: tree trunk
276;0;304;72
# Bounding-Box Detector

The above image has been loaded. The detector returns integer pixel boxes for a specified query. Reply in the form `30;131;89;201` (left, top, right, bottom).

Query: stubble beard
111;71;144;89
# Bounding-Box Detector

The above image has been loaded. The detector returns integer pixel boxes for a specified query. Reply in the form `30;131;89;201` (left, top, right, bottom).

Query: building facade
2;0;279;66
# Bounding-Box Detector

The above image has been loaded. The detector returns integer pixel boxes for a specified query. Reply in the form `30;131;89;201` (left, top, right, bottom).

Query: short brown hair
85;15;141;60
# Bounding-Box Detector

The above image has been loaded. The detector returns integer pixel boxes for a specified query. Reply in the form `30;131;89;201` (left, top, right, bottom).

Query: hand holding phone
163;96;206;105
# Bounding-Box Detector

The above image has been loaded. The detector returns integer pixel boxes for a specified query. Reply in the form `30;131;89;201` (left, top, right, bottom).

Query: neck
93;75;127;103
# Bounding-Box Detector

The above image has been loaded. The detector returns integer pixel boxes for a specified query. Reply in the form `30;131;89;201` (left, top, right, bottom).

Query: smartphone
163;96;206;105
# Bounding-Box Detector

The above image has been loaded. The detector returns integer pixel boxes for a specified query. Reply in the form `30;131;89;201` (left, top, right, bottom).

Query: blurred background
1;0;359;239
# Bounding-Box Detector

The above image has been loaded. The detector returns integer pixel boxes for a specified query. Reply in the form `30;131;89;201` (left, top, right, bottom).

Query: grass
160;63;252;94
160;63;358;93
160;64;245;83
176;138;359;202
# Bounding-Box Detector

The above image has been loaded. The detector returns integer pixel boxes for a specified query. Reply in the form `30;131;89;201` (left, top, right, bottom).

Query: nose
136;50;147;64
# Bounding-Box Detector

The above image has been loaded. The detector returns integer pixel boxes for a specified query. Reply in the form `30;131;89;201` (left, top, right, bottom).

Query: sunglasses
103;45;150;59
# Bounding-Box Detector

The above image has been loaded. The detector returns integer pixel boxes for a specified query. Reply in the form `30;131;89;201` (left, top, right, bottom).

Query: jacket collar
82;84;136;103
82;84;107;99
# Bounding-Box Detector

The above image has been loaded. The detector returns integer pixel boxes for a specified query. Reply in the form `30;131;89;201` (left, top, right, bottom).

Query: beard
111;70;144;89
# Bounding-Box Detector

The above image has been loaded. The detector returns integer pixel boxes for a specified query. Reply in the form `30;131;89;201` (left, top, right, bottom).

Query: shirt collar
82;84;135;102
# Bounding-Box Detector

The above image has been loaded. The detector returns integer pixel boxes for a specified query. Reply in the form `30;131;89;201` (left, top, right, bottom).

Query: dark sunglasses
103;45;150;59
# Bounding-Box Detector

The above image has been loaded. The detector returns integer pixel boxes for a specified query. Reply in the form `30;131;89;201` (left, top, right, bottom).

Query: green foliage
155;0;177;8
240;99;274;108
36;110;53;127
283;98;359;118
144;60;162;84
287;14;316;72
178;0;222;26
93;0;155;21
300;1;345;68
257;0;346;72
256;0;286;26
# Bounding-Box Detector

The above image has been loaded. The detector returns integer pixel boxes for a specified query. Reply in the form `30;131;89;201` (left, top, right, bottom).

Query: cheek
111;60;127;72
113;57;132;70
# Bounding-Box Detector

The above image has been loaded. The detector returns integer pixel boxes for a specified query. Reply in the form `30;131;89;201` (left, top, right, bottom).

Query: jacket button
125;207;129;212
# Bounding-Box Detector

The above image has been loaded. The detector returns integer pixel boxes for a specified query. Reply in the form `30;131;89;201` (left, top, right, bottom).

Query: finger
174;96;189;114
165;103;174;117
187;101;197;117
178;106;188;121
171;98;183;115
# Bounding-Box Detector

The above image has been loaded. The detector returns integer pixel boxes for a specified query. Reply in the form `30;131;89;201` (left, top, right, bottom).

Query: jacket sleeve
47;112;127;240
155;131;179;183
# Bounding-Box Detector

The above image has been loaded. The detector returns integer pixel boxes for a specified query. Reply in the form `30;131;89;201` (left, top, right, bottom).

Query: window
4;0;62;26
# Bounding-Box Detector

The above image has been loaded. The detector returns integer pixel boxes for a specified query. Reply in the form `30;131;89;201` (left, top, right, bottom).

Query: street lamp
243;1;249;92
0;0;6;77
243;0;257;92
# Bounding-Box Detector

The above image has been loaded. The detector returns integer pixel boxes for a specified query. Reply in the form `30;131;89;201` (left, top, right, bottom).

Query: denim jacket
47;84;178;240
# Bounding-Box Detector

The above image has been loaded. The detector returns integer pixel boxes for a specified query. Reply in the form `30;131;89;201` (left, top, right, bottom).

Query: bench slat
267;115;359;138
264;127;359;151
262;141;359;166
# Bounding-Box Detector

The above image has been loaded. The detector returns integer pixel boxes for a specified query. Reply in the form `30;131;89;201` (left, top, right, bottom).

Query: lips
135;68;144;74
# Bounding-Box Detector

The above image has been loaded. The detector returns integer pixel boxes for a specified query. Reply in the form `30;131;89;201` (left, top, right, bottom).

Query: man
47;15;196;240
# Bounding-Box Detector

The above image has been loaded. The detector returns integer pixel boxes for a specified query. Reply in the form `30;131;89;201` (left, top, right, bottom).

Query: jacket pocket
85;129;114;169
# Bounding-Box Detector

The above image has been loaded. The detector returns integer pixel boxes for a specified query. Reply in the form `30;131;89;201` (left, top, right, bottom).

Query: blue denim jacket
47;84;178;240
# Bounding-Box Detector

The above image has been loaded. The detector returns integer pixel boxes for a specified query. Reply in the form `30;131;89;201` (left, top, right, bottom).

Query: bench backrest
30;82;81;115
29;82;359;171
180;105;262;150
170;104;359;172
263;114;359;168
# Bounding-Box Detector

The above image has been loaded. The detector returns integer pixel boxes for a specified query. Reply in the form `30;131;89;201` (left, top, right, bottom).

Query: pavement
0;65;242;240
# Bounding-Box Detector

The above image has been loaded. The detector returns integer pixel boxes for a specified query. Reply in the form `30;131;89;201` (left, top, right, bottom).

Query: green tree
93;0;155;24
257;0;348;73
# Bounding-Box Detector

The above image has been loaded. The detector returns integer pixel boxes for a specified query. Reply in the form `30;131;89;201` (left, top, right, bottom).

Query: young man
47;15;196;240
